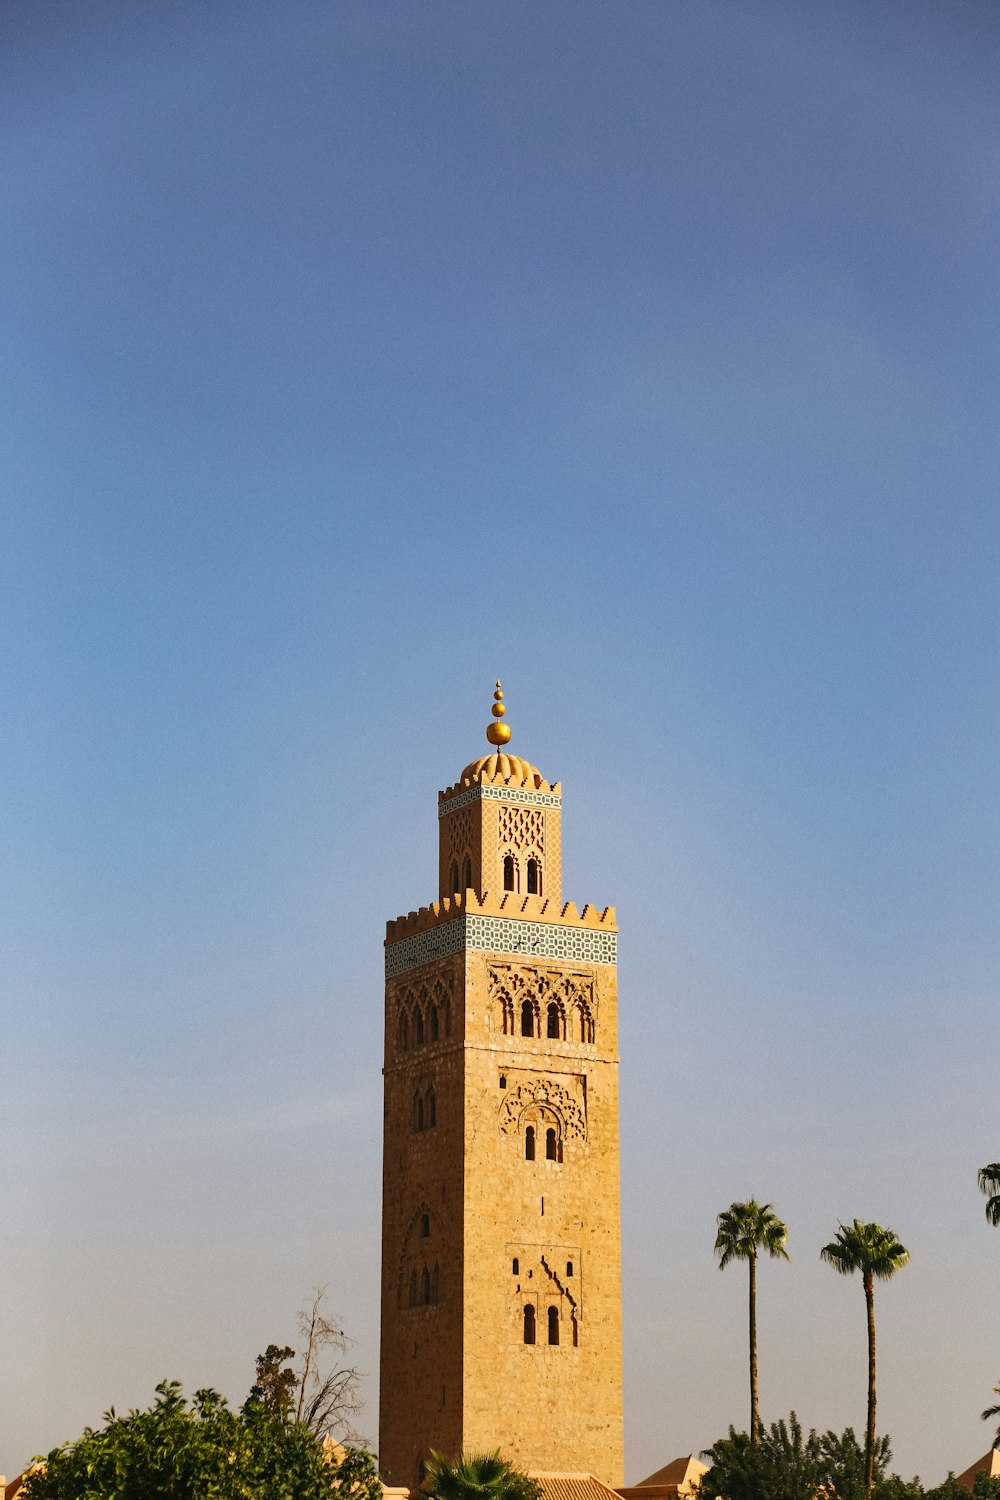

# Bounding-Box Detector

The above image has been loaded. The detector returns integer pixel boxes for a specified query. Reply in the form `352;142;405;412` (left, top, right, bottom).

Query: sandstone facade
379;738;623;1488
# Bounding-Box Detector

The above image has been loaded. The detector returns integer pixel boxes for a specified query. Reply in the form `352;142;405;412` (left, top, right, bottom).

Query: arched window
463;856;472;891
416;1096;425;1131
503;855;516;891
523;1304;536;1345
527;858;540;895
420;1212;430;1238
415;1009;425;1045
566;1260;574;1277
521;1000;534;1038
548;1306;560;1345
545;1126;559;1162
546;1002;561;1039
409;1269;417;1307
421;1266;431;1305
525;1125;536;1161
512;1257;519;1275
428;1089;436;1127
451;862;460;895
578;1007;594;1044
430;1005;439;1041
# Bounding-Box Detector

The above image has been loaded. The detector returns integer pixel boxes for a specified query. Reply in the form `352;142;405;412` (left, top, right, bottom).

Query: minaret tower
379;686;622;1487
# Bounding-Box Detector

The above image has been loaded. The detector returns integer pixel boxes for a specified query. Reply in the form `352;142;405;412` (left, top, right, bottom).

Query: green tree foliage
21;1380;378;1500
700;1417;933;1500
821;1220;910;1496
714;1199;790;1444
422;1449;542;1500
248;1343;299;1421
978;1165;1000;1227
701;1414;825;1500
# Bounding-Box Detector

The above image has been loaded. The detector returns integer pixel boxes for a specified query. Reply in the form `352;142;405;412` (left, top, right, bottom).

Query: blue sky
2;0;998;1483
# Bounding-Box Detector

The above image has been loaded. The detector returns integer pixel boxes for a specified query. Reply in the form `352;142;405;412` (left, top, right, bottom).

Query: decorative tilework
385;915;617;978
439;785;562;817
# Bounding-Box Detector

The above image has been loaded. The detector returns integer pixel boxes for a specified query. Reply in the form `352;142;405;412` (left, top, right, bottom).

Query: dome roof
459;752;545;789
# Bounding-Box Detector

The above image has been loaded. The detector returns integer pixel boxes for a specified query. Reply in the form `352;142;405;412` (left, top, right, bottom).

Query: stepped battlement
385;888;616;945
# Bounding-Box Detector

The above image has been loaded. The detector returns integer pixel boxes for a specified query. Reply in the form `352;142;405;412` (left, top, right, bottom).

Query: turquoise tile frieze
385;914;617;978
438;785;562;817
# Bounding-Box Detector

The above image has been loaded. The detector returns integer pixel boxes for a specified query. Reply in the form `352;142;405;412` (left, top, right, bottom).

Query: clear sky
2;0;998;1484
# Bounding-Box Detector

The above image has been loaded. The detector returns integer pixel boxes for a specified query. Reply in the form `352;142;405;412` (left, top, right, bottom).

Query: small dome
459;752;545;789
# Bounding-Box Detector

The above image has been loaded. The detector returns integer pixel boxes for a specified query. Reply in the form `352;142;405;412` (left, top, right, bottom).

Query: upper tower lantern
438;681;563;906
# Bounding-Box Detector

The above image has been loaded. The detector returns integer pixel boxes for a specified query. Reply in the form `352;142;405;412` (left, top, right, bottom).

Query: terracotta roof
616;1456;709;1499
634;1458;706;1489
533;1471;625;1500
954;1448;1000;1494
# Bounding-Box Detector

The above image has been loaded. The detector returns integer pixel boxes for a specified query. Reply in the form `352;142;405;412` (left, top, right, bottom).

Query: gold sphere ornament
485;680;512;746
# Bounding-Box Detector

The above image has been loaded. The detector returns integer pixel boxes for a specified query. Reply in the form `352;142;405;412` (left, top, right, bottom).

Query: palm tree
422;1451;542;1500
714;1199;790;1444
981;1381;1000;1449
978;1164;1000;1226
821;1219;910;1497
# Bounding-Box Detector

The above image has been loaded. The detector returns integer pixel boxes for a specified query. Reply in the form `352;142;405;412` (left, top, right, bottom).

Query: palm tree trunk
864;1271;876;1496
749;1250;758;1444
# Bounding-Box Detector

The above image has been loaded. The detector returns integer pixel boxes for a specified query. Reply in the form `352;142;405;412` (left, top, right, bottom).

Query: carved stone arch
498;1077;587;1141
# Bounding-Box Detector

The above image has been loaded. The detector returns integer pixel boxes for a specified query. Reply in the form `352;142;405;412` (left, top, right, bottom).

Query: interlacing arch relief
392;975;454;1053
411;1079;438;1132
396;1202;445;1309
498;1075;587;1142
487;963;597;1042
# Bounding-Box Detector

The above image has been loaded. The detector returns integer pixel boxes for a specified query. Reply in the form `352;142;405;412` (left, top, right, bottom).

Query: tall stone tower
379;685;622;1488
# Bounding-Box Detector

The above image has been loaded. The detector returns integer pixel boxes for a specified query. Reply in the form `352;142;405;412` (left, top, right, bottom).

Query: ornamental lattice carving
498;804;545;855
498;1074;587;1141
444;805;475;868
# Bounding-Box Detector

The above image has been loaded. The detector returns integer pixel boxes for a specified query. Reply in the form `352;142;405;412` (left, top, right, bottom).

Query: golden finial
485;679;512;748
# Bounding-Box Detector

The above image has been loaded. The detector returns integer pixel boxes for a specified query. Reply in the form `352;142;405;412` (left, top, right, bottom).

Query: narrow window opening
430;1005;439;1041
463;856;472;891
573;1321;578;1347
503;855;516;892
546;1002;560;1039
415;1010;424;1045
512;1257;519;1275
428;1089;436;1127
416;1097;425;1131
420;1212;430;1238
523;1304;536;1345
451;863;460;895
541;1196;545;1215
521;1000;534;1038
545;1126;558;1161
566;1261;574;1277
421;1266;431;1305
444;999;452;1037
499;1074;507;1089
548;1306;560;1346
527;858;540;895
524;1125;535;1161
